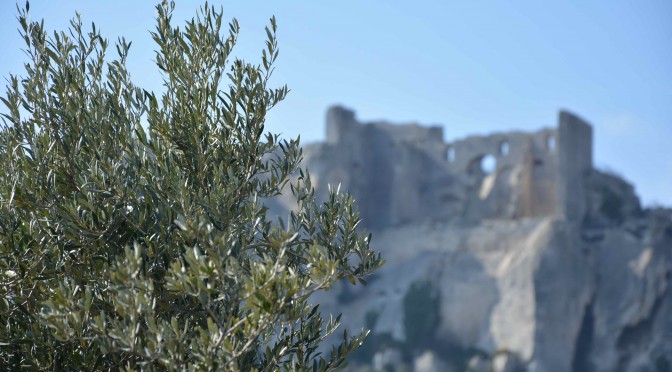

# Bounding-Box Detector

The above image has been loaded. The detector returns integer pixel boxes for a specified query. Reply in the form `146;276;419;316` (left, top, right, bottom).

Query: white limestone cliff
271;106;672;371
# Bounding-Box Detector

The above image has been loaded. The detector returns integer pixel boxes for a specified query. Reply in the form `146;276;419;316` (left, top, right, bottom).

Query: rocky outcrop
275;106;672;371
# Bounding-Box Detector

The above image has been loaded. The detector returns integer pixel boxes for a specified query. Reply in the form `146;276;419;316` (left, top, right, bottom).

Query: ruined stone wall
558;111;594;222
306;106;597;230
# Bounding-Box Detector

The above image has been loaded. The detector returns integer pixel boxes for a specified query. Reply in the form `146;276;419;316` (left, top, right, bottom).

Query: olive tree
0;1;382;370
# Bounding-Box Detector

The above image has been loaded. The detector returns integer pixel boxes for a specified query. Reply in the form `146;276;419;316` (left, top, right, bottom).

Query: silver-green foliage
0;1;382;370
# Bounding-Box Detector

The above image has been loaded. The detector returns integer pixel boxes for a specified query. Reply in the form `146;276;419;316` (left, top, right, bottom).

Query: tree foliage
0;1;382;370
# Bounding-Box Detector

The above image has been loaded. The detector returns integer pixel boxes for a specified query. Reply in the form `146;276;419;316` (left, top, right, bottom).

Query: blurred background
1;0;670;206
2;2;672;370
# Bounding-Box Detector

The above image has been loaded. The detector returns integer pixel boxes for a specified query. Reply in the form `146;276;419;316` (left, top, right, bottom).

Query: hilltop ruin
292;106;640;231
274;106;672;372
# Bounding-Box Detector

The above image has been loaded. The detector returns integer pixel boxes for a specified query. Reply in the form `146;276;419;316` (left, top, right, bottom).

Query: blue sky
1;1;670;206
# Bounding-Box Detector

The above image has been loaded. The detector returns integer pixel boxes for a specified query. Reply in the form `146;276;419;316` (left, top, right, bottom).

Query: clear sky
1;1;670;206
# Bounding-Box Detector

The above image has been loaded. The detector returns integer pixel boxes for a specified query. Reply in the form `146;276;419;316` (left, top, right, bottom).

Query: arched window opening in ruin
481;154;497;174
547;135;556;151
445;146;455;162
500;141;510;156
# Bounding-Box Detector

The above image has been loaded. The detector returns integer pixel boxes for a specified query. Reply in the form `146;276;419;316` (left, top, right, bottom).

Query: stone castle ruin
298;106;639;231
272;106;672;372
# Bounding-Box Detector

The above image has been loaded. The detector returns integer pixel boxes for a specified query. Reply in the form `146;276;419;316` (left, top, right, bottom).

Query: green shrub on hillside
403;280;439;352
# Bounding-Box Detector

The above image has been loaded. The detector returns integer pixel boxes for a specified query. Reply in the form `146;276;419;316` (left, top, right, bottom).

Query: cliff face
273;106;672;371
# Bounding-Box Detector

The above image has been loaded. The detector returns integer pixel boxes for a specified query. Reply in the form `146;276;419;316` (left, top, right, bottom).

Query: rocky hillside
271;106;672;371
